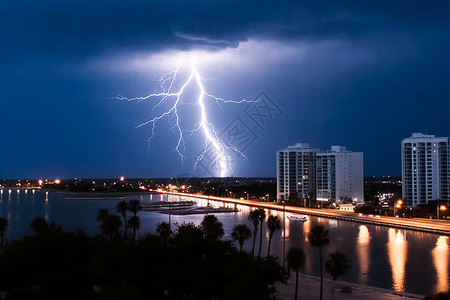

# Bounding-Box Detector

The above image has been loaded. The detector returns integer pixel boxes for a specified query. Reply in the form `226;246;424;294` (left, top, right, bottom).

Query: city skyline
2;1;450;179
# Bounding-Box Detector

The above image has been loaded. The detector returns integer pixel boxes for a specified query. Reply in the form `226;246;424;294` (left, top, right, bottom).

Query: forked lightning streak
115;60;256;177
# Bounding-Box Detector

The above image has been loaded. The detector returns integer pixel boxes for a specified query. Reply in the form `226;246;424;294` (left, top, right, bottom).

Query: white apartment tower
402;133;450;207
316;146;364;204
277;143;317;201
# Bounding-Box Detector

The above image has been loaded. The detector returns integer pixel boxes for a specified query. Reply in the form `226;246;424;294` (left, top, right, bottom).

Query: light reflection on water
388;228;407;293
432;236;449;293
357;225;370;285
0;190;448;296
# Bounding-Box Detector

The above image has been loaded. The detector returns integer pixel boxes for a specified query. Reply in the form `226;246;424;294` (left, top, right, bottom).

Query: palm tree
0;218;10;248
257;208;266;258
200;215;224;240
325;251;350;281
248;210;260;257
156;222;173;244
267;215;281;257
128;199;142;217
127;215;140;242
231;224;251;253
100;214;122;239
117;200;129;236
287;247;306;300
96;208;109;224
308;225;330;300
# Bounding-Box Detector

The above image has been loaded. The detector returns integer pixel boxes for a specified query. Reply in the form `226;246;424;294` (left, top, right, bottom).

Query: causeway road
162;191;450;236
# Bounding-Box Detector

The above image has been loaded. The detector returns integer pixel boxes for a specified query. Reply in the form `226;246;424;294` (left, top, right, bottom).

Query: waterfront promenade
276;272;424;300
162;191;450;236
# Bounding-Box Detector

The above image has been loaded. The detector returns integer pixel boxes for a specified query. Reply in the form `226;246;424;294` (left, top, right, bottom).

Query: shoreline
52;190;155;198
41;189;450;235
276;272;425;300
166;191;450;236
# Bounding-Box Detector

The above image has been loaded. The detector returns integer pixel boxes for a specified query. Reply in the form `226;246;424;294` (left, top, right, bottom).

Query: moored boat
287;214;308;222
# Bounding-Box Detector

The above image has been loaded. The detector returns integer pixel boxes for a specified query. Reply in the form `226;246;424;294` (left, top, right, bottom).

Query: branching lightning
115;58;256;177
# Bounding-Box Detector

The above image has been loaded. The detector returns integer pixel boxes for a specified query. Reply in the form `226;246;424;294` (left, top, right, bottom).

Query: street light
394;199;403;217
437;205;447;219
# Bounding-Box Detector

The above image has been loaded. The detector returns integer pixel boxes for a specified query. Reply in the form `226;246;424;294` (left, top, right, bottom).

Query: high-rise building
316;146;364;204
401;133;450;207
277;143;364;204
277;143;317;202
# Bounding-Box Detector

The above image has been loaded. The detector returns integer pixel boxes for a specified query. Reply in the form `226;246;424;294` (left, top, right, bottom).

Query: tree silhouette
231;224;251;253
248;210;260;257
325;251;350;281
256;208;266;259
200;215;224;240
117;200;129;237
156;222;172;244
96;208;109;224
287;247;306;300
100;214;122;239
30;217;49;235
128;199;142;217
0;218;9;248
0;208;285;300
127;215;140;242
266;215;281;257
308;225;330;300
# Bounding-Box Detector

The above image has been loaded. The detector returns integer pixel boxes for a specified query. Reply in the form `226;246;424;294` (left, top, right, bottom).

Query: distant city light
120;176;125;182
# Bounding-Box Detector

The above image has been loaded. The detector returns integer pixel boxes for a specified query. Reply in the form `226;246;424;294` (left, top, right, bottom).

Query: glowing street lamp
394;199;403;217
437;205;447;219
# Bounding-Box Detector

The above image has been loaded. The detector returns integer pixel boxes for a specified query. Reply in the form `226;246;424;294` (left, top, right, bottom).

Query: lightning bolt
115;57;256;177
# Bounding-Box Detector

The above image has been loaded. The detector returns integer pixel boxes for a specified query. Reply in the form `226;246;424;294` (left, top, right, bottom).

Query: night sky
2;0;450;179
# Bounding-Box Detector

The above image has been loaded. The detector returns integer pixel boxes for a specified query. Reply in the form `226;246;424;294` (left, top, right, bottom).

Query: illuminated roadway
159;191;450;236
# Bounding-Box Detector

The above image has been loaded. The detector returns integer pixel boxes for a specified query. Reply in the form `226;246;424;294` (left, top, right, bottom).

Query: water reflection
303;217;310;242
357;225;371;284
388;228;407;293
432;236;449;293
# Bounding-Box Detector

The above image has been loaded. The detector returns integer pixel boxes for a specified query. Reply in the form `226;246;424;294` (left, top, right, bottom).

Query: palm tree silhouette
156;222;173;244
267;215;281;257
231;224;251;253
287;247;306;300
256;208;266;259
116;200;129;237
96;208;109;224
200;215;224;240
325;251;350;281
128;199;142;217
100;214;122;239
308;225;330;300
248;210;260;257
0;218;9;248
127;215;140;242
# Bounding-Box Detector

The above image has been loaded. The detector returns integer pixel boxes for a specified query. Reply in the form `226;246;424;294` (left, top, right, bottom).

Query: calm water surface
0;189;449;296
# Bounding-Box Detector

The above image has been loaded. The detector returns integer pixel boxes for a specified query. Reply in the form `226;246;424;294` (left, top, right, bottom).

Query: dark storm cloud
2;0;450;58
3;0;450;178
